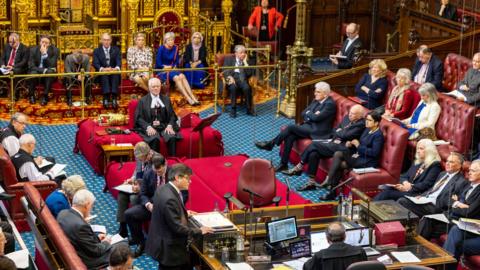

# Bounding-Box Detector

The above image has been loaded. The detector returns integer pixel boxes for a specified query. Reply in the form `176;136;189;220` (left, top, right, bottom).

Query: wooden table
101;144;134;174
192;204;456;270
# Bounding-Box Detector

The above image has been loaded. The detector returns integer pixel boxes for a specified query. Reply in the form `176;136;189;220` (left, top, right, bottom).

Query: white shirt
1;136;19;156
18;161;52;181
425;172;458;204
414;63;429;84
168;181;183;202
150;94;165;108
344;36;359;53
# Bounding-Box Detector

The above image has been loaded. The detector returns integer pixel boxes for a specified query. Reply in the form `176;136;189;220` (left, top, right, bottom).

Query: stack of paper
390;251;421;263
114;184;136;194
405;196;434;205
5;249;29;268
352;167;380;174
226;262;254;270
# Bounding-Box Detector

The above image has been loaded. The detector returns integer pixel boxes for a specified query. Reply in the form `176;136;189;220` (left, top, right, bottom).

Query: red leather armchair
0;145;57;229
22;183;87;270
442;53;472;92
236;158;278;207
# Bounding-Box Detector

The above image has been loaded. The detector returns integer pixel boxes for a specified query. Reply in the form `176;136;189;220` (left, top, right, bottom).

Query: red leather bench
74;99;224;174
22;183;87;270
281;92;409;197
442;53;472;92
0;145;57;231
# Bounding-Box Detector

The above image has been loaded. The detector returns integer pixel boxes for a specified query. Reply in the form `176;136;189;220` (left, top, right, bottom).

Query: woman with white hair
155;32;200;106
183;32;208;89
45;175;86;217
374;138;442;201
402;82;441;140
383;68;419;120
127;32;153;91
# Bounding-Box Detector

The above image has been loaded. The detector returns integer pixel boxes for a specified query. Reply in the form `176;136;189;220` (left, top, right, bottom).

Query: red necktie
7;48;16;67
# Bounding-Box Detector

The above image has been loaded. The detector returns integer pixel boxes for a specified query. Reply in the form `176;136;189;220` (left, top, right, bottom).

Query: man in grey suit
64;50;92;106
57;189;112;269
145;164;212;270
448;52;480;108
222;44;255;118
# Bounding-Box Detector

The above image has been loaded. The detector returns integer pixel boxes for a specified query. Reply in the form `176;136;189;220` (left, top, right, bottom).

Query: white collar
169;181;181;195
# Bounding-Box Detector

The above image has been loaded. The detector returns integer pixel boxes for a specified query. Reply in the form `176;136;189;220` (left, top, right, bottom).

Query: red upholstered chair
152;10;189;49
22;183;87;270
242;26;277;59
0;145;57;229
442;53;472;92
236;158;280;207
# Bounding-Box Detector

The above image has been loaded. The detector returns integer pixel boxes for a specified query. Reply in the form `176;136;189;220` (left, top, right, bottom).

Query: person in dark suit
28;35;58;105
374;138;442;201
222;44;255;117
450;52;480;108
0;33;29;99
418;159;480;240
134;77;181;156
64;50;92;106
57;189;112;269
442;160;480;270
283;105;366;191
320;111;384;200
255;81;336;172
125;154;166;257
183;32;208;89
93;32;121;109
412;46;444;90
437;0;457;21
330;23;362;69
303;222;367;270
398;152;468;217
145;163;213;270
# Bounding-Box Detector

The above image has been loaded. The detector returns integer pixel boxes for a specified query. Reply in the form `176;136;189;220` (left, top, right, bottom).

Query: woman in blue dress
183;32;208;89
155;32;200;105
354;59;388;109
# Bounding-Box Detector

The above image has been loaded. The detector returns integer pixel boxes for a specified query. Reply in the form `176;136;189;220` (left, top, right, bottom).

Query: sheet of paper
110;234;126;245
5;249;29;268
377;254;393;265
405;195;434;205
37;159;53;168
226;262;254;270
329;54;347;59
0;67;10;75
390;251;421;263
91;224;107;234
454;219;480;235
192;212;236;230
116;143;133;147
352;167;380;174
114;184;135;194
434;140;450;145
49;163;67;177
424;213;450;224
283;258;309;270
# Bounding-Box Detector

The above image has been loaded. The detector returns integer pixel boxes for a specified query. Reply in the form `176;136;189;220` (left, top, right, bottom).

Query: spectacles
15;120;27;125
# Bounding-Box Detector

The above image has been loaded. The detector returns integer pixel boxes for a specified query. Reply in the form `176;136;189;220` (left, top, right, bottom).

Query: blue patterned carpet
1;100;328;269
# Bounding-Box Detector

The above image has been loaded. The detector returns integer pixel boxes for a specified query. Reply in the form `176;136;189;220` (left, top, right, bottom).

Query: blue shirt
45;189;70;218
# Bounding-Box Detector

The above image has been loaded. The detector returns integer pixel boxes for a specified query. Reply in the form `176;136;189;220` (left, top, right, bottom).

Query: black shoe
103;98;109;109
112;97;119;109
0;193;15;201
29;96;36;104
282;166;302;176
296;182;317;191
134;243;145;258
41;96;48;106
230;109;237;118
254;140;274;151
319;191;336;201
274;163;288;172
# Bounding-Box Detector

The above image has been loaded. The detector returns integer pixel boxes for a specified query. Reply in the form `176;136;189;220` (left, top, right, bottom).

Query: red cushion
465;256;480;269
442;53;472;91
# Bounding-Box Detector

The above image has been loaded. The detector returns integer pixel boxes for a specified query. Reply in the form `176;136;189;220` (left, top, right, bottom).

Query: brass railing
1;62;282;119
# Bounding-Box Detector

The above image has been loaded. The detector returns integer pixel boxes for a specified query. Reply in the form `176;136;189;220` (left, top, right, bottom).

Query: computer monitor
265;216;298;244
310;227;370;253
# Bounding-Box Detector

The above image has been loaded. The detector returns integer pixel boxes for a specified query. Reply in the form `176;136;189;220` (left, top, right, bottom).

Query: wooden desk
101;144;134;174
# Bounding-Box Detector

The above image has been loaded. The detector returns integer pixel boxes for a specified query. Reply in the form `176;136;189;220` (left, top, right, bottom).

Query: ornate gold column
120;0;128;53
221;0;233;53
189;0;200;33
126;0;140;47
14;0;35;45
279;0;312;118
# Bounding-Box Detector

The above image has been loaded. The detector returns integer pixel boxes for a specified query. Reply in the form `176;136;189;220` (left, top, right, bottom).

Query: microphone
243;188;263;199
223;192;246;211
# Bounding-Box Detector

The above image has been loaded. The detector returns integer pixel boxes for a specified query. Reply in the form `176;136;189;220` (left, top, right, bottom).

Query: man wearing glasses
146;164;213;270
0;112;28;157
329;23;363;69
0;33;29;99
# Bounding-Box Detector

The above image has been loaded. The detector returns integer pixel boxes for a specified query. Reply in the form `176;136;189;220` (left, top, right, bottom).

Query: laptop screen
310;228;370;253
266;216;298;244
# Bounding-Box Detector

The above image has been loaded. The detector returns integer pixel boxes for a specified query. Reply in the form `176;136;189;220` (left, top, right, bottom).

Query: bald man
93;33;121;109
448;52;480;108
330;23;362;69
285;105;366;191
